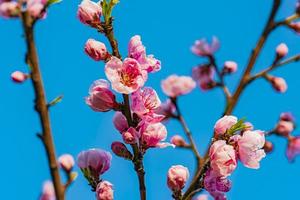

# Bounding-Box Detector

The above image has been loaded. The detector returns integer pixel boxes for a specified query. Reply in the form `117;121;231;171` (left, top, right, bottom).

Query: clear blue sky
1;0;300;199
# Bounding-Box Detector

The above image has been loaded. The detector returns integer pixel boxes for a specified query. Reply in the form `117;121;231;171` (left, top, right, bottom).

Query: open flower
131;87;161;117
237;130;266;169
191;37;220;57
128;35;161;73
161;75;196;97
167;165;189;191
192;65;215;90
286;136;300;162
105;57;147;94
209;140;237;177
0;1;19;18
96;181;114;200
140;121;168;148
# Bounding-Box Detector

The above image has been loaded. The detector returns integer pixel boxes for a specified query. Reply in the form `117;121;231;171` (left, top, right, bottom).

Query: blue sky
1;0;300;199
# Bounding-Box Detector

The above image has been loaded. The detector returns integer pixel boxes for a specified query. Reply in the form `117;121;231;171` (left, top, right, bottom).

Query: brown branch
20;12;64;200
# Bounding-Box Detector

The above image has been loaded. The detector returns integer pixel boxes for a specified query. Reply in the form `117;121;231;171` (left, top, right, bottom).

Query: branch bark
20;12;64;200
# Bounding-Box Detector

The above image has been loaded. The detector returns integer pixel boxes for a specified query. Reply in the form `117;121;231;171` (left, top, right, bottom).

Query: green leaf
111;0;120;5
48;95;63;107
227;118;246;136
47;0;62;6
70;172;78;182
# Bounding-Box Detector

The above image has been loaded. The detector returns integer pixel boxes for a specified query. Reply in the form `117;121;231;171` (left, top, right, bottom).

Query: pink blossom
58;154;75;172
276;43;288;58
85;79;118;112
26;0;47;18
214;115;238;136
209;140;237;177
161;75;196;97
275;120;294;137
0;1;19;18
192;65;215;90
286;136;300;162
280;112;295;122
128;35;161;73
113;112;128;132
154;99;176;120
131;87;161;117
111;141;133;160
167;165;189;191
85;39;108;61
270;76;287;93
105;57;147;94
194;195;208;200
140;122;168;148
223;61;237;73
11;71;28;83
122;127;139;144
77;0;102;26
191;37;220;57
40;181;55;200
264;141;273;153
96;181;114;200
237;130;266;169
289;22;300;34
77;148;112;176
170;135;188;147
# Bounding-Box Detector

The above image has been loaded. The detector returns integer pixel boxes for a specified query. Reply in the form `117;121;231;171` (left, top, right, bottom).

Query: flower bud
0;2;19;18
280;112;295;122
170;135;188;147
268;76;287;93
85;39;108;61
58;154;75;172
214;115;238;136
289;22;300;34
11;71;28;83
194;195;208;200
275;120;294;137
140;122;168;148
86;79;118;112
287;136;300;162
276;43;288;59
26;0;47;19
122;127;139;144
167;165;189;191
264;141;274;153
113;112;129;132
40;181;55;200
77;0;102;26
111;142;133;160
223;61;237;74
96;181;114;200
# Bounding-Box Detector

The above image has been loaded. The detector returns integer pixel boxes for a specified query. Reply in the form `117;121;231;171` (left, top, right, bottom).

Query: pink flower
223;61;237;73
122;127;139;144
40;181;55;200
270;76;287;93
154;99;176;120
0;2;19;18
128;35;161;73
131;87;161;117
204;169;231;200
27;0;47;18
161;75;196;97
111;141;133;160
11;71;28;83
77;148;112;176
280;112;295;122
85;79;118;112
85;39;108;61
286;136;300;162
170;135;188;147
113;112;129;132
105;57;147;94
209;140;237;177
275;120;294;137
58;154;75;172
191;37;220;57
214;115;238;136
264;141;273;153
237;130;266;169
276;43;288;58
194;195;208;200
167;165;189;191
192;65;215;90
96;181;114;200
289;22;300;34
140;122;168;148
77;0;102;26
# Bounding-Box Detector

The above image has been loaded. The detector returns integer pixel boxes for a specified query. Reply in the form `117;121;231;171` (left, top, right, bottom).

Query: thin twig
20;12;64;200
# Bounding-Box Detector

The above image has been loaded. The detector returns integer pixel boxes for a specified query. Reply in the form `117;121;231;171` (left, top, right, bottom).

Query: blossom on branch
161;75;196;97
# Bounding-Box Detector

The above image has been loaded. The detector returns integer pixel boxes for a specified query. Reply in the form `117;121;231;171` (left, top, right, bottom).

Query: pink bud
122;127;139;144
170;135;188;147
276;43;288;58
77;0;102;26
289;22;300;34
85;39;108;61
287;136;300;162
96;181;114;200
40;181;55;200
0;2;19;18
270;76;287;93
167;165;189;191
264;141;273;153
26;0;47;19
275;120;294;137
192;65;216;91
11;71;28;83
58;154;75;172
111;141;133;160
223;61;237;73
191;37;220;57
194;195;208;200
86;79;118;112
113;112;129;132
140;122;168;148
280;112;295;122
214;115;238;136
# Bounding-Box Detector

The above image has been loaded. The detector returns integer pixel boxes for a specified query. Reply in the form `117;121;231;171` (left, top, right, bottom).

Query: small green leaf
111;0;119;5
227;118;246;135
48;95;63;107
70;172;78;182
47;0;62;6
